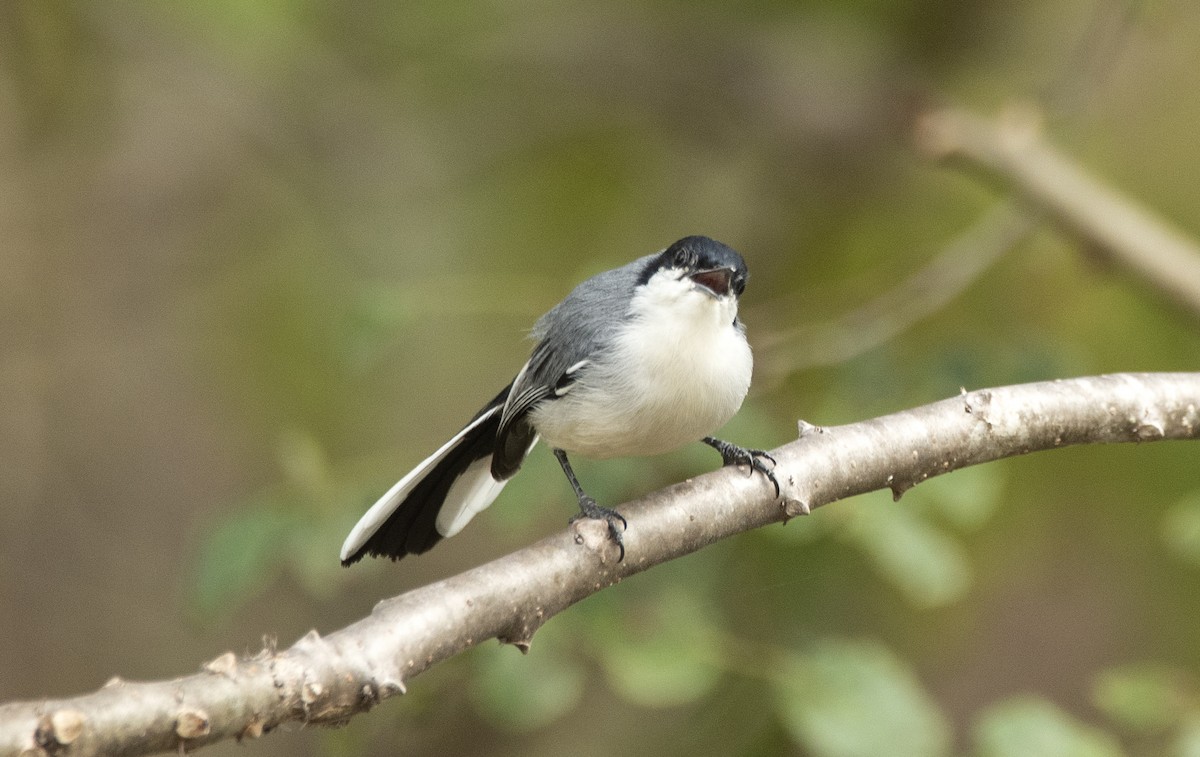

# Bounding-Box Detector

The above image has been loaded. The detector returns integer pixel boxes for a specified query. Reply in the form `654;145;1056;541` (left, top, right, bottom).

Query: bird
340;235;779;566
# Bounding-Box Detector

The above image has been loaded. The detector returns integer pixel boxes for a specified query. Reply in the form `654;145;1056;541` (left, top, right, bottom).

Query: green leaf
192;502;292;617
759;509;835;544
844;495;972;607
972;696;1124;757
1092;663;1191;734
288;507;361;600
598;593;722;708
1162;491;1200;567
471;642;586;731
1172;716;1200;757
773;639;951;757
917;464;1005;531
275;428;331;496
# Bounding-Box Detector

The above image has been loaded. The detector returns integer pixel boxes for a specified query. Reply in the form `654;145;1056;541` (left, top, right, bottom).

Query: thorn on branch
377;678;406;697
508;639;532;654
239;716;266;741
301;681;323;708
500;612;545;653
202;652;238;678
782;498;811;519
962;389;994;429
797;419;822;438
174;709;210;740
35;709;86;749
294;630;323;650
1135;422;1164;441
888;475;913;501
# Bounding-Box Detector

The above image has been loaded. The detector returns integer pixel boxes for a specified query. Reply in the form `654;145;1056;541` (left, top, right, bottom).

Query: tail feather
341;390;514;565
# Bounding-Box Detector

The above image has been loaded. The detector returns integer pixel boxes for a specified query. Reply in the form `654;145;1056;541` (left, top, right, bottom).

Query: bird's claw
741;449;782;498
705;437;781;498
571;497;627;561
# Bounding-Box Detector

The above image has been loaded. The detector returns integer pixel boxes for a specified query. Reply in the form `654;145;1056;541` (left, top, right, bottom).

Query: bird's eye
732;275;746;295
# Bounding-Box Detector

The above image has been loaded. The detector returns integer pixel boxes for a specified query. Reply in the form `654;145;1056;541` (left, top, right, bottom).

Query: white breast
531;273;753;459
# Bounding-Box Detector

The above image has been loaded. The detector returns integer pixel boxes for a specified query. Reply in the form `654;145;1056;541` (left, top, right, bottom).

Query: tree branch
916;106;1200;319
3;373;1198;757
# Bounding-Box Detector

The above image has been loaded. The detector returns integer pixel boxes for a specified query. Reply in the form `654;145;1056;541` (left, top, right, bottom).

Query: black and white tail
340;386;520;565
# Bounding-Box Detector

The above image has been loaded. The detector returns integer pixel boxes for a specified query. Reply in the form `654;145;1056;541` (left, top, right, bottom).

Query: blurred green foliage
973;697;1124;757
773;639;951;757
1163;491;1200;569
3;2;1200;756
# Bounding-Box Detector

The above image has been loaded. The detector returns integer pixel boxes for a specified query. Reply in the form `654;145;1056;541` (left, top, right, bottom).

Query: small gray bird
340;235;778;565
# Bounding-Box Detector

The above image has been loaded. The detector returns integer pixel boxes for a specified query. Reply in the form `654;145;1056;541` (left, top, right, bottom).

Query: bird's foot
571;497;627;561
702;436;781;497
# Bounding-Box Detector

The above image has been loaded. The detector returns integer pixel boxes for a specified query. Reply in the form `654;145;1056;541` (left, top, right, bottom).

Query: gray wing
490;253;657;478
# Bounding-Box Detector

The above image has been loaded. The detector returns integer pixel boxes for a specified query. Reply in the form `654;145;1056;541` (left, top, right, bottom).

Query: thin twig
754;199;1041;382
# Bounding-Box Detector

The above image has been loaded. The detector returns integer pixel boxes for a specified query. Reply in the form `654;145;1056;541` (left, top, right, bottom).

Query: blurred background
2;1;1200;755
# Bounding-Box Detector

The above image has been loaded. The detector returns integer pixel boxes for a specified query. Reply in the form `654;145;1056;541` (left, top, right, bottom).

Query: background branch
916;106;1200;320
755;3;1137;384
754;199;1042;381
3;372;1198;757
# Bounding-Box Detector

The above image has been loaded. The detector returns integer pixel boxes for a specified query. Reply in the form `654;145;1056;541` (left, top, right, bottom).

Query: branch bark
3;372;1199;757
916;106;1200;319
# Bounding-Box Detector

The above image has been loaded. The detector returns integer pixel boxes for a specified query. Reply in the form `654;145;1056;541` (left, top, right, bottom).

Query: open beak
689;266;735;298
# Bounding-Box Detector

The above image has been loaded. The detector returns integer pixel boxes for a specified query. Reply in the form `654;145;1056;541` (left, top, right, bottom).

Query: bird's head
640;235;748;299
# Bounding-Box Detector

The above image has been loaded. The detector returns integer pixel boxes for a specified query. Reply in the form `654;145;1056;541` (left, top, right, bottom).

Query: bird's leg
553;448;627;561
701;436;781;497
